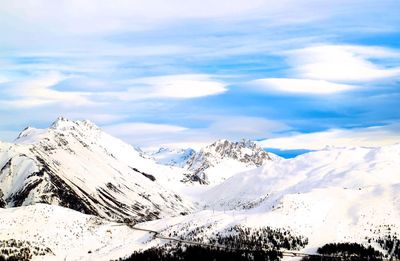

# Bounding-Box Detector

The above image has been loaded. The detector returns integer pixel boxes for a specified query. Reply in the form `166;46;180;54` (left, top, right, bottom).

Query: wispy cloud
0;72;227;110
0;0;364;38
104;122;188;136
260;124;400;150
103;122;189;149
159;117;289;150
250;78;357;94
0;72;92;108
287;45;400;82
104;74;228;100
0;75;9;84
105;116;289;150
249;44;400;95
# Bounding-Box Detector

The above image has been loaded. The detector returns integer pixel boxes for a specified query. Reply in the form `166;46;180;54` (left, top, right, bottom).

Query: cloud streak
0;0;370;37
104;116;289;150
249;44;400;95
288;45;400;82
103;74;228;100
259;124;400;150
250;78;357;94
0;72;92;108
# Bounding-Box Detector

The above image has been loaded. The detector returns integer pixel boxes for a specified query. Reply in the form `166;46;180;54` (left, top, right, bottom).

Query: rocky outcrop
185;139;273;184
0;189;5;208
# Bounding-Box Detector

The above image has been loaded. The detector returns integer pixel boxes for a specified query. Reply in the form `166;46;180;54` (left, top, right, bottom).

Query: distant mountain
201;144;400;210
184;139;277;185
146;147;195;167
142;139;279;186
0;117;193;222
139;144;400;256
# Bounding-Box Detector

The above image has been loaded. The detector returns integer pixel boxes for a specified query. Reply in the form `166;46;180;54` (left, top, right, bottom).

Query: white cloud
287;45;400;82
0;0;347;36
106;116;289;150
106;74;228;100
103;122;189;148
138;74;228;98
0;0;267;36
159;117;289;150
1;72;93;108
0;75;9;84
250;78;357;94
104;122;188;136
259;124;400;150
207;116;288;136
248;44;400;95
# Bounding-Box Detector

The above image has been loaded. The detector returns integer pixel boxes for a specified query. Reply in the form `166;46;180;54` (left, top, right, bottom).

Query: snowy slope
184;139;276;185
202;144;400;210
136;140;280;202
0;117;193;221
192;144;400;249
0;204;159;260
146;147;195;167
138;144;400;253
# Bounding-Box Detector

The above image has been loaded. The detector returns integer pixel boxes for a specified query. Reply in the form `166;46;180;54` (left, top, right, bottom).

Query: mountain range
0;117;399;260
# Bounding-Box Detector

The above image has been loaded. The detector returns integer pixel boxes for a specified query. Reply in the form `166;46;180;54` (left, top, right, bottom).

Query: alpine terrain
0;118;399;260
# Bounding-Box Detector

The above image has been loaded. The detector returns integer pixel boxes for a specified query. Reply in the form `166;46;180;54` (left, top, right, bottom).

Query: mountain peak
201;139;270;162
208;138;258;151
16;126;34;139
14;126;48;144
14;117;100;144
50;117;98;131
184;139;274;184
2;118;194;222
147;147;196;167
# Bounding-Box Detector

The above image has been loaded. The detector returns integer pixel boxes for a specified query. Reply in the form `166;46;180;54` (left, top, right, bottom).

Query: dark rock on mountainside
0;189;5;208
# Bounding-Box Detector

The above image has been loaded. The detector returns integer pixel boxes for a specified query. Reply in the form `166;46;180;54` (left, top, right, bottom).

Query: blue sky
0;0;399;150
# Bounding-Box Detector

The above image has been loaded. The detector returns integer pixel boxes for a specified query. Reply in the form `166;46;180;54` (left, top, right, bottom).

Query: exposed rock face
184;139;273;184
0;117;193;221
0;189;5;208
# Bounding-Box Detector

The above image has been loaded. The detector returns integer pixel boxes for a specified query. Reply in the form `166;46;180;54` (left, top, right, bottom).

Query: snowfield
0;204;157;260
202;144;400;210
198;145;400;250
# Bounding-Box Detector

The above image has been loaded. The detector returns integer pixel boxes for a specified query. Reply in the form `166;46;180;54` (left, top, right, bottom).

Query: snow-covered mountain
1;117;400;260
141;139;279;188
184;139;276;184
202;144;400;210
2;141;400;260
192;144;400;249
146;147;195;167
0;117;193;222
141;144;400;254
